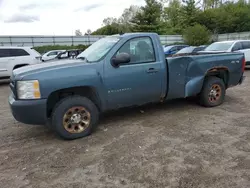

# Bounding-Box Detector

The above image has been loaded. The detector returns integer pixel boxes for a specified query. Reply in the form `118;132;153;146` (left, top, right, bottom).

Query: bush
183;24;211;46
34;44;90;54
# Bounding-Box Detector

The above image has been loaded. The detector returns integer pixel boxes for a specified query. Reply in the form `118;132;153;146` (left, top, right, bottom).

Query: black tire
199;76;226;107
51;96;99;140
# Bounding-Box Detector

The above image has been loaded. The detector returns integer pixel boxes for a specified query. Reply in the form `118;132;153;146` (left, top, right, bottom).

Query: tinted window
171;46;178;52
0;49;11;58
232;42;242;51
115;37;155;64
177;46;186;50
48;51;59;56
193;46;206;52
10;49;29;56
241;41;250;49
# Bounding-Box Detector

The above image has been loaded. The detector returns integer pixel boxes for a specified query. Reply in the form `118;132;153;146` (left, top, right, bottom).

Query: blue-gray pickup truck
9;33;246;140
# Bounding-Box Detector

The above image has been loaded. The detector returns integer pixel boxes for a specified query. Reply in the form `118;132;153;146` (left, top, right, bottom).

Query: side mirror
111;53;130;67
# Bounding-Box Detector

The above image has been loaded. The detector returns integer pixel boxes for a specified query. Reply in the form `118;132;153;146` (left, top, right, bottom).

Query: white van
0;47;41;79
204;40;250;65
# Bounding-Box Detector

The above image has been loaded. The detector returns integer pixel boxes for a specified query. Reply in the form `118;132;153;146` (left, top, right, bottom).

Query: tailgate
217;52;246;86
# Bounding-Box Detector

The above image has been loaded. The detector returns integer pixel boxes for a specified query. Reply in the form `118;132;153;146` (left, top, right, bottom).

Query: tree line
88;0;250;45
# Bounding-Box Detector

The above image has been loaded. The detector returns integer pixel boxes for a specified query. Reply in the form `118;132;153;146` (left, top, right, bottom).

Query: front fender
37;67;106;109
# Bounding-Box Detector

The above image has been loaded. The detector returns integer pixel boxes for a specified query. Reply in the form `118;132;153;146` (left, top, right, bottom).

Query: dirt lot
0;71;250;188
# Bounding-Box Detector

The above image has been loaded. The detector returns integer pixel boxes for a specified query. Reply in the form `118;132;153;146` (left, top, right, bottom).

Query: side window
241;41;250;49
177;46;184;51
171;46;177;52
193;47;203;52
232;42;242;51
0;49;11;58
60;52;68;58
47;51;58;56
116;37;156;64
10;49;30;57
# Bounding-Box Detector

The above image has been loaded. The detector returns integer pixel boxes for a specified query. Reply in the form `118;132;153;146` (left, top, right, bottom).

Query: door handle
147;68;158;73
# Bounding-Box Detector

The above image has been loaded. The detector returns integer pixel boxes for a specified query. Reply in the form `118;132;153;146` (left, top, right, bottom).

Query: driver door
104;37;163;109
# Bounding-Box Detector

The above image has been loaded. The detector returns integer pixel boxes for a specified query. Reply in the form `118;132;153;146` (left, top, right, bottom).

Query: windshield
77;36;120;62
205;42;234;51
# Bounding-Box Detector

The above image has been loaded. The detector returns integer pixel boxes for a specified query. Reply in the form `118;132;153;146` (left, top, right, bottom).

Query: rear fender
185;66;229;97
185;76;205;97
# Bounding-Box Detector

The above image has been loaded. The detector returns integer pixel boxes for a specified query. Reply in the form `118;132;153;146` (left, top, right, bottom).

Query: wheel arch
185;66;229;97
46;86;102;118
13;64;29;70
205;66;229;88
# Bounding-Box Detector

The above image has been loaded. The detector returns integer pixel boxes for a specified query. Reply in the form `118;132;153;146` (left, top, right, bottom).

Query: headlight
17;80;41;99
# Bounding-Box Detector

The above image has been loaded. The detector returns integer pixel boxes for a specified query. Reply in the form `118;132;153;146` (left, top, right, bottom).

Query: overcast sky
0;0;145;35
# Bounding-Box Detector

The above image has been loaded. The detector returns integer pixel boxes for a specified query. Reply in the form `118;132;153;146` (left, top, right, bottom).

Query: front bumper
9;94;47;125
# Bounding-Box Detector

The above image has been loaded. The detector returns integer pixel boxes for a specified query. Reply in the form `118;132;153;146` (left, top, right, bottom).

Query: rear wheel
199;76;226;107
51;96;99;140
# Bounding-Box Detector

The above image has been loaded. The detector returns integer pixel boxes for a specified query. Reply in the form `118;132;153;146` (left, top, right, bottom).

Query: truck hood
13;59;86;79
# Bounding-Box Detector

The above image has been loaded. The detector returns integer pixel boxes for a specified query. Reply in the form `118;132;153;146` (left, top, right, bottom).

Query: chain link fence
1;32;250;47
0;35;183;47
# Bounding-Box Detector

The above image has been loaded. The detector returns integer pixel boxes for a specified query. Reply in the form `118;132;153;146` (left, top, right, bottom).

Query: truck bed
165;52;245;100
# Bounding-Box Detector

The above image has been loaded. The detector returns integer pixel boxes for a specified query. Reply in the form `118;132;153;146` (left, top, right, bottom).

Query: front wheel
51;96;99;140
199;76;226;107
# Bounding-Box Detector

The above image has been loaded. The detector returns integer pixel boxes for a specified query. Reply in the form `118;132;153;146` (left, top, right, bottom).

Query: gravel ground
0;71;250;188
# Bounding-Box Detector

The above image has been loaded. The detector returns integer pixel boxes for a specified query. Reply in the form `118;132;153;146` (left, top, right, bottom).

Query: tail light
242;57;246;72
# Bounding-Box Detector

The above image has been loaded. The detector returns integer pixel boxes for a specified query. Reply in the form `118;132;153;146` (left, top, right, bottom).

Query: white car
0;46;41;79
204;40;250;65
41;50;65;61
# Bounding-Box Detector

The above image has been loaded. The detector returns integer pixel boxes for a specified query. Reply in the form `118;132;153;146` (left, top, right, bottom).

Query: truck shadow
99;94;238;128
100;97;199;125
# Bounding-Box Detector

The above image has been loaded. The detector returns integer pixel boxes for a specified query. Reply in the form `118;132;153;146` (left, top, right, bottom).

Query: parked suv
0;47;41;79
204;40;250;65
